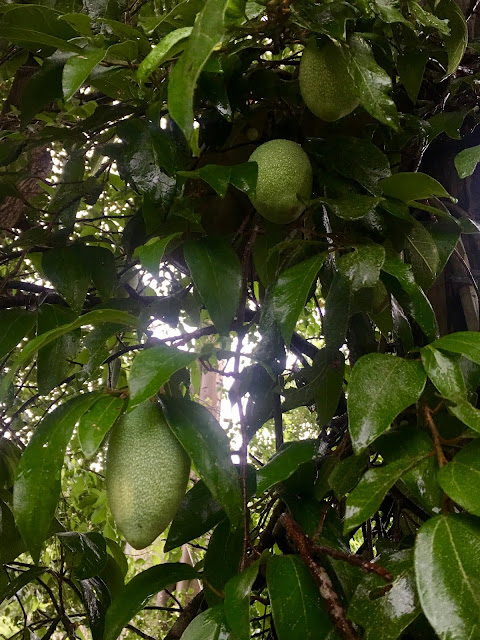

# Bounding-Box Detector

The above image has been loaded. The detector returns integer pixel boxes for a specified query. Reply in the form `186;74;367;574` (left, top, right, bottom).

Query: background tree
1;0;480;638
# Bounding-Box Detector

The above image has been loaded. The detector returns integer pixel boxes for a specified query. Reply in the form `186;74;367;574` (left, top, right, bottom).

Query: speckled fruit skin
106;402;190;550
249;139;313;224
299;38;359;122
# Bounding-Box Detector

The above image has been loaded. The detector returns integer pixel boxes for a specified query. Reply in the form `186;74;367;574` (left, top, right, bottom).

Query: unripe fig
248;139;313;224
106;402;190;549
299;38;359;122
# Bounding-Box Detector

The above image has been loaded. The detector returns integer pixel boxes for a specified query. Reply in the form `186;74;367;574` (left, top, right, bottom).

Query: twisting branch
279;513;361;640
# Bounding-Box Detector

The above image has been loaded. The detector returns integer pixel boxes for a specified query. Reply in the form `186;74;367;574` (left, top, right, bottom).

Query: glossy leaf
58;531;108;580
282;349;345;427
421;345;467;403
257;440;317;495
135;233;181;276
63;48;106;100
319;194;383;220
0;309;138;398
0;309;36;360
348;549;420;640
137;27;193;83
182;606;231;640
160;396;243;528
224;561;260;640
87;246;117;301
13;393;99;561
184;237;242;335
431;331;480;364
382;255;438;340
204;519;244;605
267;555;338;640
415;514;480;640
271;253;326;346
78;395;126;458
405;221;440;290
455;145;480;179
165;479;225;552
129;344;197;410
179;162;258;198
0;567;46;606
348;353;427;453
168;0;239;153
329;451;369;498
347;34;399;129
438;441;480;515
338;244;385;292
448;400;480;433
323;272;351;353
437;0;468;78
344;453;427;532
104;563;199;640
379;172;451;202
42;245;91;312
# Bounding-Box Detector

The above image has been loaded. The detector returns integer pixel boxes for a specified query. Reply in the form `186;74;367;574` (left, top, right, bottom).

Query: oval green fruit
106;402;190;550
249;139;313;224
299;38;359;122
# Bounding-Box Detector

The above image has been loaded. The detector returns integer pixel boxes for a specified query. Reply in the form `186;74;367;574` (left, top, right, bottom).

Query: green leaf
382;255;438;340
348;353;427;453
63;48;106;100
344;453;428;532
42;246;91;312
437;0;468;78
448;400;480;433
0;567;46;606
224;561;260;640
421;345;467;403
137;27;193;83
347;35;399;129
58;532;108;580
455;145;480;179
397;50;428;103
87;246;117;301
168;0;240;153
379;172;452;202
135;233;181;277
36;305;79;395
129;344;196;410
13;393;99;562
267;555;338;640
204;520;243;605
104;563;199;640
438;441;480;515
0;309;36;360
257;440;318;495
160;396;243;529
405;221;440;290
323;272;351;353
78;395;126;458
179;162;258;198
182;606;231;640
329;451;369;498
408;0;450;33
319;194;383;220
348;549;420;640
316;137;391;195
282;349;345;427
338;244;385;292
0;309;138;399
184;237;242;335
431;331;480;364
165;480;225;552
0;500;26;565
415;515;480;639
272;253;326;345
0;25;82;52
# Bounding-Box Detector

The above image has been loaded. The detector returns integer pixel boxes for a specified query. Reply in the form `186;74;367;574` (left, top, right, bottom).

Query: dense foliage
2;0;480;637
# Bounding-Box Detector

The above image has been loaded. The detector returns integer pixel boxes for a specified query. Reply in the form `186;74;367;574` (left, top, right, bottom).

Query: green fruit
249;139;313;224
299;38;359;122
106;402;190;549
